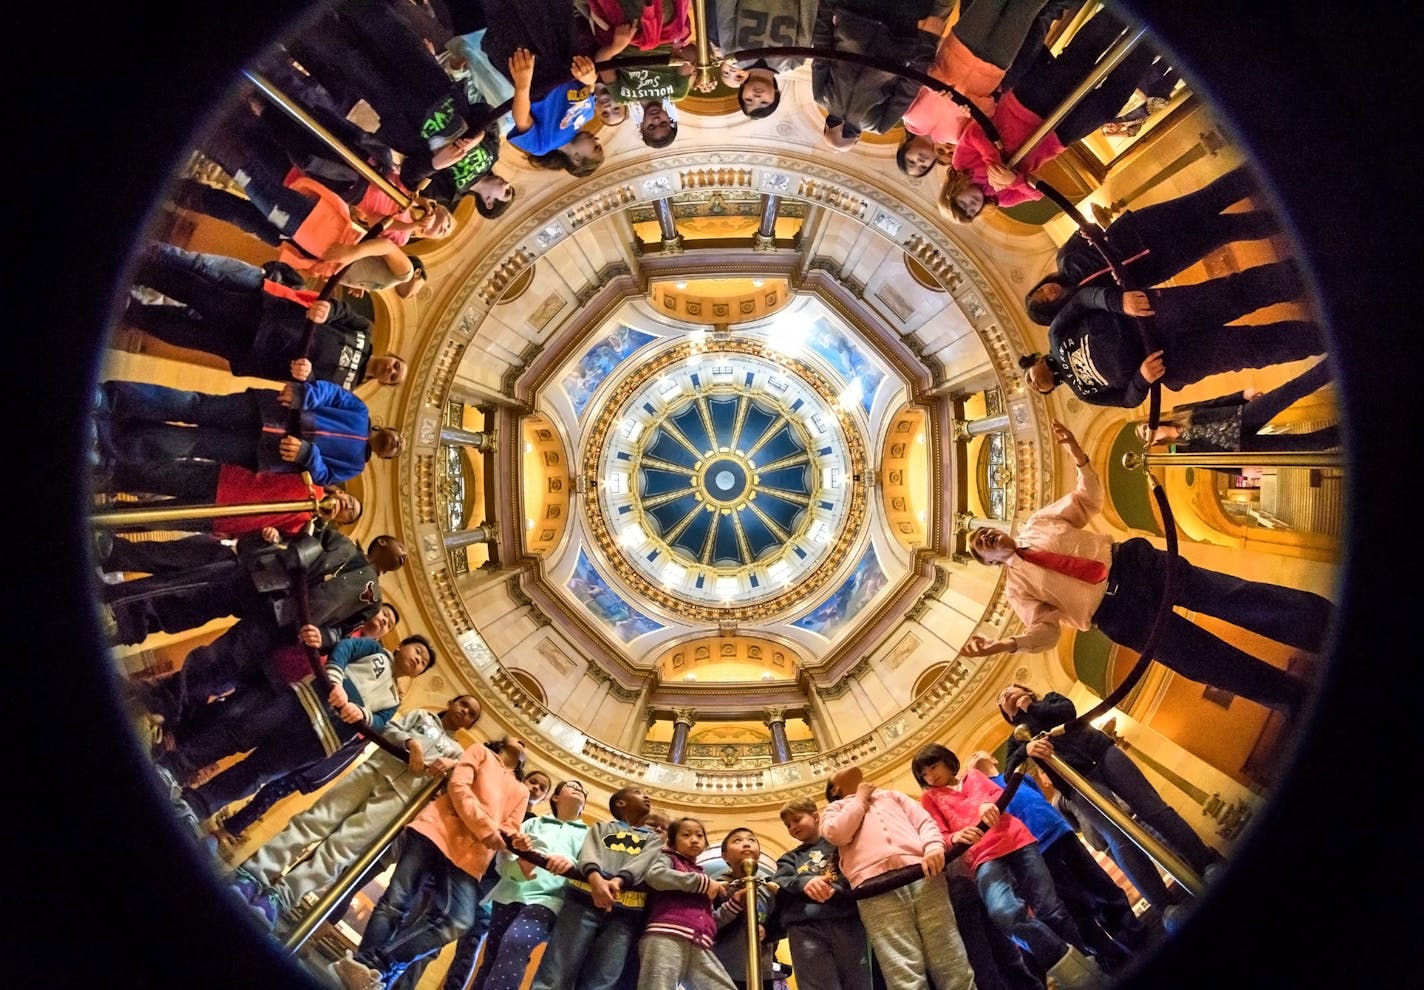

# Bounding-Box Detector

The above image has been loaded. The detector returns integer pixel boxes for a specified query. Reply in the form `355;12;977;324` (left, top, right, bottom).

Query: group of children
324;725;1182;990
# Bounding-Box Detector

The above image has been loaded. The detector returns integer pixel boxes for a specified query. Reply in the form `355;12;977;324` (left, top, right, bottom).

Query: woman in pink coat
938;8;1161;220
898;0;1059;177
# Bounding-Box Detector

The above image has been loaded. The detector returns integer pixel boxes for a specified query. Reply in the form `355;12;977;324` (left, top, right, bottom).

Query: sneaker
230;866;263;904
247;887;284;929
1162;903;1190;934
129;283;178;306
152;760;183;799
276;902;304;937
1100;119;1142;137
97;602;121;643
331;952;383;990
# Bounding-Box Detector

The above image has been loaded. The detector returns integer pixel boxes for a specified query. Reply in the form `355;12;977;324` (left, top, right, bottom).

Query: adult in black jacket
1023;165;1279;325
998;685;1220;880
122;530;407;729
811;0;948;149
278;0;468;160
127;242;405;391
104;526;406;648
1020;259;1324;409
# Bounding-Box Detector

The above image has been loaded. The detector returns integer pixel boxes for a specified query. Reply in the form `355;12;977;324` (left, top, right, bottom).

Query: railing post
1014;726;1205;898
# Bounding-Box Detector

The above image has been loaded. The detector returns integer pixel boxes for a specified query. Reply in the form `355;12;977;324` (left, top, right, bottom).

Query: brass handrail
280;770;446;953
92;472;338;528
1123;450;1343;471
92;495;332;529
742;858;761;987
691;0;714;93
1014;726;1205;898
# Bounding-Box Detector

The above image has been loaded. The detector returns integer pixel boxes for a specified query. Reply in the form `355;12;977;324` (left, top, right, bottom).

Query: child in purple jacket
637;817;736;990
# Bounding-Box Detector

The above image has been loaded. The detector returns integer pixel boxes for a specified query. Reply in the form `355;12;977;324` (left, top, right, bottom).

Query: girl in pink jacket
939;8;1163;222
819;765;976;990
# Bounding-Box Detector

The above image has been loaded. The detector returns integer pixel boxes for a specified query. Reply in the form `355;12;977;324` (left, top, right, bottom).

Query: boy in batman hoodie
530;785;662;990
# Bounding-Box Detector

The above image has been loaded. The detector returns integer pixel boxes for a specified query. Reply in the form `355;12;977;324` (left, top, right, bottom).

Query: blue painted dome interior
636;395;814;568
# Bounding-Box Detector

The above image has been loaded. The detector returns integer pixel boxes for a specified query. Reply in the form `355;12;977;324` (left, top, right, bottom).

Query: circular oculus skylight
583;337;867;622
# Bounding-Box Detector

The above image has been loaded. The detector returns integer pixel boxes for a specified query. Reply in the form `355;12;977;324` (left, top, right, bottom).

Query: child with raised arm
820;764;977;990
771;797;874;990
637;817;735;990
912;743;1106;988
507;47;605;176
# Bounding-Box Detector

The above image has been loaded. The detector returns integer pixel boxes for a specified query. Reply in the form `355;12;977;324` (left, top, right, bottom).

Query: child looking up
712;828;779;990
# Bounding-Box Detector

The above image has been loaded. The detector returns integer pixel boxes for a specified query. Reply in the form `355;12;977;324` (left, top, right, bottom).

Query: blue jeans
529;895;641;990
975;845;1082;971
128;243;265;360
139;241;265;295
358;830;483;981
1066;791;1176;910
100;381;267;470
1083;746;1218;875
103;380;261;429
436;857;503;990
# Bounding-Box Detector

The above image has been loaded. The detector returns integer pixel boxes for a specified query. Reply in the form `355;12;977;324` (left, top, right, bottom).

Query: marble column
444;524;498;551
655;199;684;254
753;193;780;250
669;707;696;765
952;412;1011;441
763;706;791;764
441;425;497;451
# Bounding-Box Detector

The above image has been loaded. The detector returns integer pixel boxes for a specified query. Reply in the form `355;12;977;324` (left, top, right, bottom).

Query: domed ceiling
395;130;1028;786
555;300;903;636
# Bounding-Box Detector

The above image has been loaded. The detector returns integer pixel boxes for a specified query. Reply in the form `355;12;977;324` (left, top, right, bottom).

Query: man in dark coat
127;242;404;391
104;526;406;647
120;530;408;729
